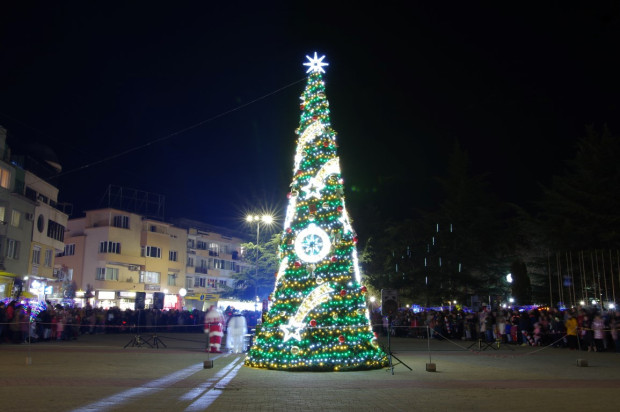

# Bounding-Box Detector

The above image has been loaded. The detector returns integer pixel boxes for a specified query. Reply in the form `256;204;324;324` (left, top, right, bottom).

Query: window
10;210;21;227
64;244;75;256
194;276;206;288
140;271;160;284
96;267;119;281
6;239;19;259
32;246;41;265
47;219;65;242
167;274;176;286
0;166;9;189
142;246;161;258
197;240;207;250
169;250;178;261
209;243;220;254
113;215;129;229
99;241;121;254
44;249;52;267
185;276;193;289
187;257;194;267
0;206;5;224
218;279;227;288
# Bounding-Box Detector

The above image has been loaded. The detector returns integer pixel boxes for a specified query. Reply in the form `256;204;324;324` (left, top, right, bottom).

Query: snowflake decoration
304;52;329;74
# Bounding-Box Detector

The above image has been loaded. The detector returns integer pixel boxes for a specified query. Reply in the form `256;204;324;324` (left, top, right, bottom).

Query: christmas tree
244;53;388;371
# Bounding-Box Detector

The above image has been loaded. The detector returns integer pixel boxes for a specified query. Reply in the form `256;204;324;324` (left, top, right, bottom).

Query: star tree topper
304;52;329;73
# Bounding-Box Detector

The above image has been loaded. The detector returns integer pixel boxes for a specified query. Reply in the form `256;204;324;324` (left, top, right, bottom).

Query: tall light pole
246;214;274;311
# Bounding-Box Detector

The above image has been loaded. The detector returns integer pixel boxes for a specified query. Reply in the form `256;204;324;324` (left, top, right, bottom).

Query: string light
245;53;387;371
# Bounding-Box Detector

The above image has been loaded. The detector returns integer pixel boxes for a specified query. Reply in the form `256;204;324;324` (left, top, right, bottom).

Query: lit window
140;271;160;283
0;166;10;189
10;210;21;227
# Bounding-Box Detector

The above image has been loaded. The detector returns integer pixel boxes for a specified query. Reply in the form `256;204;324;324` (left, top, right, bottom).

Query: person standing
204;305;224;353
565;312;579;350
592;314;605;352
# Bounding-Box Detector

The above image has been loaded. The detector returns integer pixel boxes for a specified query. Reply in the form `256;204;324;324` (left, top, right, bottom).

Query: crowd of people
0;300;259;347
2;299;619;353
370;305;620;352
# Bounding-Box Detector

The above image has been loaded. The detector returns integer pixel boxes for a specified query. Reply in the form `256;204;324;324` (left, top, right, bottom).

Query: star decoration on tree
301;181;322;199
304;52;329;73
279;321;303;342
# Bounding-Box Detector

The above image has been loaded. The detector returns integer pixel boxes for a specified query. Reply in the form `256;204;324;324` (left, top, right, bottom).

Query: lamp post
246;214;274;312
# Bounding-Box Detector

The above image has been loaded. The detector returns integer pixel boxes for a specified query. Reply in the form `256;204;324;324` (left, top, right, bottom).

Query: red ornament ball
361;286;367;294
338;335;345;343
312;116;318;121
286;227;292;233
353;236;358;244
337;206;343;212
339;289;346;297
331;256;338;262
294;261;301;268
323;141;329;147
309;319;317;327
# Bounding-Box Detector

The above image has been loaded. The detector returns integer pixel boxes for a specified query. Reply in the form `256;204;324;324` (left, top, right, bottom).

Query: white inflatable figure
226;312;248;353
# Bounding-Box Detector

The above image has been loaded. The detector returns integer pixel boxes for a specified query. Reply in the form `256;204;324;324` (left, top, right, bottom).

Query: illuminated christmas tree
244;53;388;371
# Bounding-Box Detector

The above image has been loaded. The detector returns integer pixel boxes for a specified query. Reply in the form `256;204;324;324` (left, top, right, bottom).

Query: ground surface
0;333;618;411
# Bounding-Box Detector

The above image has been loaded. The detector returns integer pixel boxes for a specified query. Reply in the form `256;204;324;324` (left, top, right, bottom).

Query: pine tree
244;53;388;371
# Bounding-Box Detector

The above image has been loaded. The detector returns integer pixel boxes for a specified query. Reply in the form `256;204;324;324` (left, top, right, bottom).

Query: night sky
1;3;618;236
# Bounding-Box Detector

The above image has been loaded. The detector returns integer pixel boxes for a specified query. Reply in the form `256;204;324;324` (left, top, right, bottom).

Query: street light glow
246;212;276;310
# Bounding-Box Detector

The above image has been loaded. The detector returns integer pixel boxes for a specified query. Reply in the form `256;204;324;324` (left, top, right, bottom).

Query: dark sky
1;3;618;235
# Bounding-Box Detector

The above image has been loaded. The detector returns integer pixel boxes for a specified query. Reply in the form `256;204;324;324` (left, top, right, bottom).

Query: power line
50;76;306;179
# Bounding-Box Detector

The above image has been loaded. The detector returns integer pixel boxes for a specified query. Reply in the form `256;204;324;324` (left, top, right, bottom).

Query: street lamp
246;214;274;311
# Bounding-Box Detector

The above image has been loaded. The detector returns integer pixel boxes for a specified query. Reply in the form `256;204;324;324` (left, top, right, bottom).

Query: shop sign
144;284;160;291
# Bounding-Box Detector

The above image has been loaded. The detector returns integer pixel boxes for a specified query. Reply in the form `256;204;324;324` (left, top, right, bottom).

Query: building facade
0;126;36;300
24;170;69;300
56;210;251;311
178;219;252;311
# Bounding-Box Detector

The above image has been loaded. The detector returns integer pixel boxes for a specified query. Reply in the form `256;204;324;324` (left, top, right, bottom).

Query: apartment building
173;218;252;311
0;126;36;300
24;170;69;299
56;208;185;310
56;211;251;311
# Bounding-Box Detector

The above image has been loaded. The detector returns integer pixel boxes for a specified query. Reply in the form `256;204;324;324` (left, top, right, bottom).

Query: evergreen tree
538;125;620;250
245;53;387;371
509;259;531;305
429;141;513;302
226;233;281;301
